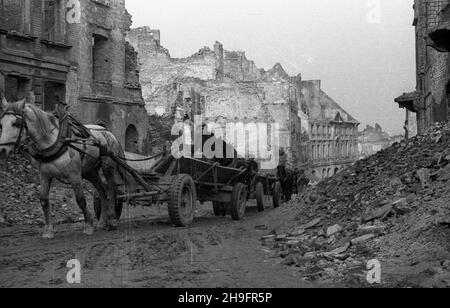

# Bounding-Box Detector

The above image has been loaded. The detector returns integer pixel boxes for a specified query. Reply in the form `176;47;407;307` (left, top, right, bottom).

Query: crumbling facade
358;124;397;158
0;0;70;110
395;0;450;136
127;27;304;170
301;80;360;179
0;0;149;153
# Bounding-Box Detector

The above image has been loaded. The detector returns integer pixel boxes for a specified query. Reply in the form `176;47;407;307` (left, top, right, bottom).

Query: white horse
0;94;134;239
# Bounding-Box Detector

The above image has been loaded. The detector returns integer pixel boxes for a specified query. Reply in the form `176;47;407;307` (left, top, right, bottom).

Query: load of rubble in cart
99;151;284;228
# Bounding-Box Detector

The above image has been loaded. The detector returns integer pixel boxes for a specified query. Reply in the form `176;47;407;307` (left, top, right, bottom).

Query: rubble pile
263;123;450;287
146;114;174;154
0;153;85;226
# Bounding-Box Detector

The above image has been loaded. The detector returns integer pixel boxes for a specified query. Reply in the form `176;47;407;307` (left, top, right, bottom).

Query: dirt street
0;202;323;288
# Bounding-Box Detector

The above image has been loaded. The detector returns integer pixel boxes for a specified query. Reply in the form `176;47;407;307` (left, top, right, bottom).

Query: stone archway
125;124;139;153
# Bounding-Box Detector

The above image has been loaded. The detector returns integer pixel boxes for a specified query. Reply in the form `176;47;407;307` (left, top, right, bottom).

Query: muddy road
0;202;320;288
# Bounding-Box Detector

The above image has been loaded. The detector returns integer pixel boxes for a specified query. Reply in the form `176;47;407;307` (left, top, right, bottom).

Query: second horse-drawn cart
95;153;283;227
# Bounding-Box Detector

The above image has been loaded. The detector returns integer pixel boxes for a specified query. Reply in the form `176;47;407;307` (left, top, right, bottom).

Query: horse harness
0;109;27;152
0;107;102;164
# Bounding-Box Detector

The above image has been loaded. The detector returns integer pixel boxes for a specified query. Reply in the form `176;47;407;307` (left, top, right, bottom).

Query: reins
1;105;164;166
0;105;68;161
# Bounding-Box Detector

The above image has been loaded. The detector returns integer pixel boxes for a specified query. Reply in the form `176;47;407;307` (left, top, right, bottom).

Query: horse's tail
99;130;137;197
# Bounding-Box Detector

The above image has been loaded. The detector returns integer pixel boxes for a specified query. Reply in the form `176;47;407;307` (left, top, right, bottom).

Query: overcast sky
126;0;416;135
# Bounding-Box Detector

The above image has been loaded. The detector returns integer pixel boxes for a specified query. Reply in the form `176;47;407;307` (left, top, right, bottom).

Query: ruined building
0;0;149;153
127;27;304;170
301;80;360;179
395;0;450;136
358;123;396;158
127;27;360;175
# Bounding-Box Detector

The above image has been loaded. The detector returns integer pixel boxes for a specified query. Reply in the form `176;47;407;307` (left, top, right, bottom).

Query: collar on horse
28;113;71;163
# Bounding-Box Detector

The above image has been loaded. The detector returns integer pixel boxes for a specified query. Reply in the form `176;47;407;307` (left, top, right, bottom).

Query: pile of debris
263;122;450;287
146;114;174;155
0;153;86;226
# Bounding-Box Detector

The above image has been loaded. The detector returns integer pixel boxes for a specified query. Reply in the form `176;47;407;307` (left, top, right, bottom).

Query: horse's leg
102;166;118;230
87;172;110;230
40;175;54;239
70;177;94;236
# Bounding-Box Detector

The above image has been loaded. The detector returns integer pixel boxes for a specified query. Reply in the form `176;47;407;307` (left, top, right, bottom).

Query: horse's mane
26;104;58;136
5;99;59;140
4;102;58;137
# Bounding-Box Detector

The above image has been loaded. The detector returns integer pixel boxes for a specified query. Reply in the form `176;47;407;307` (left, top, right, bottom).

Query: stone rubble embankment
262;123;450;287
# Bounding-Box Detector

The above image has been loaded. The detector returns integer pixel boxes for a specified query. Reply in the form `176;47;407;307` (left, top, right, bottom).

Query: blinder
12;117;25;128
0;110;27;150
1;111;26;129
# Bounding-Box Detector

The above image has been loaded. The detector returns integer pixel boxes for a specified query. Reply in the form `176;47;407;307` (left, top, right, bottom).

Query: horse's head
0;95;27;159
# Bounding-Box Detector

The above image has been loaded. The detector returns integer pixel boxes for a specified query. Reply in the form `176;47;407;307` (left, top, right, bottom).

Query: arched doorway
334;167;339;175
125;124;139;153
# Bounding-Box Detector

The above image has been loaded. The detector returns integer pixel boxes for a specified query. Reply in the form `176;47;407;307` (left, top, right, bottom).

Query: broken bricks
416;168;431;188
265;122;450;286
325;242;351;257
326;224;343;237
290;227;306;236
361;203;393;223
297;218;322;230
261;234;276;241
351;234;376;245
357;224;386;235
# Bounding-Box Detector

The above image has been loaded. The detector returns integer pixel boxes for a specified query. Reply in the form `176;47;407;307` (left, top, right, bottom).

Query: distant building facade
0;0;149;153
395;0;450;136
301;80;360;180
358;124;396;158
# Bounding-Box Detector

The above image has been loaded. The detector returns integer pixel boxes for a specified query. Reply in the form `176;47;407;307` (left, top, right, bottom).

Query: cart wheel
273;181;282;208
255;182;266;212
230;183;248;221
169;174;197;227
94;196;123;220
213;202;227;217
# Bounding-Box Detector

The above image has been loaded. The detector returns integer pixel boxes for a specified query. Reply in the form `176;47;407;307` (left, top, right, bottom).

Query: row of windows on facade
0;0;65;42
424;0;450;28
310;141;357;161
310;124;357;138
0;0;130;85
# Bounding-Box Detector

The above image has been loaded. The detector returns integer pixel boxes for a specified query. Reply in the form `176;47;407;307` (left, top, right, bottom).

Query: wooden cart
95;154;283;227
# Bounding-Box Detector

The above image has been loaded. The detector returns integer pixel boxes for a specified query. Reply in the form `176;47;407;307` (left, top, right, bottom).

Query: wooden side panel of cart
105;153;282;226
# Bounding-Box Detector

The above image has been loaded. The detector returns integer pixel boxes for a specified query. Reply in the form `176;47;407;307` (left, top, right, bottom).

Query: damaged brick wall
223;50;262;81
0;0;69;113
125;41;140;88
127;27;304;169
0;0;25;32
358;124;397;158
408;0;450;133
126;27;220;115
63;0;149;154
